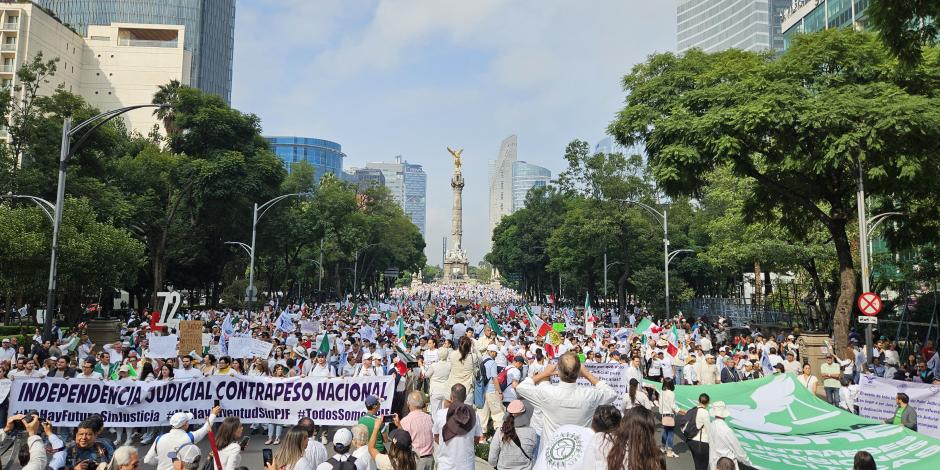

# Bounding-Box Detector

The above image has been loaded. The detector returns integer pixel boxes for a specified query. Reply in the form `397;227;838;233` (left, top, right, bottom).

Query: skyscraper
488;135;517;238
266;136;346;181
677;0;791;53
365;156;427;238
511;161;551;212
781;0;869;50
35;0;236;102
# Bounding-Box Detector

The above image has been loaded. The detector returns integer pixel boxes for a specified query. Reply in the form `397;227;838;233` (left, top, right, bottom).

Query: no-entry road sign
858;292;882;317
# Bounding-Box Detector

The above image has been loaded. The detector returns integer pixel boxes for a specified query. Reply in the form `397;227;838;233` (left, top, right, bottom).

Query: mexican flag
524;305;552;337
546;293;556;305
397;316;407;350
666;325;679;357
635;317;657;336
486;311;503;336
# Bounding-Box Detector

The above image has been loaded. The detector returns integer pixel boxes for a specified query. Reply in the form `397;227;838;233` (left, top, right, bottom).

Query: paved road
120;427;693;469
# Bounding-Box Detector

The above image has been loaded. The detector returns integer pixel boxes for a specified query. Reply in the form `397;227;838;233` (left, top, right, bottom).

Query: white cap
486;344;499;352
333;428;353;446
169;412;194;428
169;444;201;463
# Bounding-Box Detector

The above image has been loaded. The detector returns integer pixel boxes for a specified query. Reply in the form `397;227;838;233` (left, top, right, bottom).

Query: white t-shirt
433;407;482;470
502;367;521;402
351;445;375;470
532;424;599;470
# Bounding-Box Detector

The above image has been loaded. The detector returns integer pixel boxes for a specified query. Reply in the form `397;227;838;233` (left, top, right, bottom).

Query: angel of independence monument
443;147;470;282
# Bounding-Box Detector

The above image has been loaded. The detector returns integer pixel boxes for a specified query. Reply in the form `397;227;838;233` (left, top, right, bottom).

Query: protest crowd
0;282;938;470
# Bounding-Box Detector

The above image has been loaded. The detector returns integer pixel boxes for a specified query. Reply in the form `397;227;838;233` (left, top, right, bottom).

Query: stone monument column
443;147;470;281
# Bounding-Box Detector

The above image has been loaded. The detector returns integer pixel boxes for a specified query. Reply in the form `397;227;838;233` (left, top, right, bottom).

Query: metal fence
681;298;799;328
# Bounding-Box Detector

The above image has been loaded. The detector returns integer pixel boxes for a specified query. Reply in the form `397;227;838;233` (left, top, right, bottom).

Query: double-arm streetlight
41;104;167;338
602;252;623;305
226;192;312;304
1;193;55;223
617;199;693;318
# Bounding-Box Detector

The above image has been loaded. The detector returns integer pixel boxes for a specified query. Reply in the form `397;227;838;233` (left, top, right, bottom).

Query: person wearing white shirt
783;352;801;375
298;417;328;468
684;356;699;385
687;394;712;470
432;385;482;470
356;355;380;377
308;354;334;378
623;378;656;411
515;352;617;441
501;356;524;404
707;402;752;470
350;424;376;470
699;336;713;354
144;407;220;470
0;339;16;362
174;356;204;380
624;356;643;384
423;349;453;416
423;339;440;366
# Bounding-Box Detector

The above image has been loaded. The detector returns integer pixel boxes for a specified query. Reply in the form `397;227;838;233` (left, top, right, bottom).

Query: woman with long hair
269;426;313;470
137;362;155;382
447;335;476;404
368;423;417;470
623;378;655;411
624;407;666;470
488;400;537;470
659;377;679;458
139;364;172;445
200;354;217;376
216;416;245;470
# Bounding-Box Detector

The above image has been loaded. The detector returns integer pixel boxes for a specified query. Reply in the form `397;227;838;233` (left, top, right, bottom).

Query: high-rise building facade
677;0;791;53
781;0;869;50
488;135;517;238
266;136;345;181
35;0;235;102
511;161;551;212
0;3;191;139
365;156;427;238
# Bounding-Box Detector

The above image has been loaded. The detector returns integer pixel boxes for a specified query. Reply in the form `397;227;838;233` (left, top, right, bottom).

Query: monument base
443;248;470;282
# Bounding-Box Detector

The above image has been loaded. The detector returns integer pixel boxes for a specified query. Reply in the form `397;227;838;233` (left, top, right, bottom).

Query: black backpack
327;456;358;470
476;357;493;384
677;407;702;441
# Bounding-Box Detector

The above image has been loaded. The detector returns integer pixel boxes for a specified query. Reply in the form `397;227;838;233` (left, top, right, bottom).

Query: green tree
609;29;940;349
868;0;940;66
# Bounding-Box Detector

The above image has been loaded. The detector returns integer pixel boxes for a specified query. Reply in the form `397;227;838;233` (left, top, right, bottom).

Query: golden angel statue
447;147;463;170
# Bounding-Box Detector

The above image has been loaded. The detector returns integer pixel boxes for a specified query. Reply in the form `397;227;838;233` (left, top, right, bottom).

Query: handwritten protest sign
147;334;178;359
178;321;203;356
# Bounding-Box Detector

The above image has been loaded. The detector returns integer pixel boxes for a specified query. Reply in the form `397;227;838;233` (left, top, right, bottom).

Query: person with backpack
488;400;537;470
679;393;711;470
501;356;525;407
477;344;505;434
316;428;359;470
143;406;221;470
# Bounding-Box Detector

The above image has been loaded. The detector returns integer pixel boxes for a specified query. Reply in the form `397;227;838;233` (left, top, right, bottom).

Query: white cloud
232;0;677;266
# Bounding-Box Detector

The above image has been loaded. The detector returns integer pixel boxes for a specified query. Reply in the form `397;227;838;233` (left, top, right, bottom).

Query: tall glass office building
511;161;551;212
781;0;869;50
35;0;236;102
365;157;427;238
677;0;791;53
266;136;346;181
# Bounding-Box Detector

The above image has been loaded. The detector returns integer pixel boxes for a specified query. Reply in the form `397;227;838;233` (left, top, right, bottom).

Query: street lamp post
42;104;166;338
618;200;673;317
227;193;311;306
603;252;623;306
1;194;55;223
353;242;380;296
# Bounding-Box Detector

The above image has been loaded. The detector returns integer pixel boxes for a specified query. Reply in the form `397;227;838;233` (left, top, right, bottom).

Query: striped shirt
400;409;435;456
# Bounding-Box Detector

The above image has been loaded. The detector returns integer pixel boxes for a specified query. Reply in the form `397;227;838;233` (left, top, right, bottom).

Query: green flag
486;311;503;336
397;316;407;349
317;333;330;357
663;374;940;469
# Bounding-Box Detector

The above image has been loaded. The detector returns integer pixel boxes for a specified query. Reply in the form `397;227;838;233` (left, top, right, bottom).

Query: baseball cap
118;365;130;373
169;444;201;463
333;428;353;446
1;338;8;343
364;395;380;408
169;412;194;428
388;429;412;450
486;344;499;352
512;355;525;364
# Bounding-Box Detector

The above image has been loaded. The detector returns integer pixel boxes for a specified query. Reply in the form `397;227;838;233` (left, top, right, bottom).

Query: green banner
552;322;565;332
670;374;940;469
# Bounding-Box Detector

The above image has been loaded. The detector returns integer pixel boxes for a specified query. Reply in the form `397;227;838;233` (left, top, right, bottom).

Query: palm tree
152;79;181;136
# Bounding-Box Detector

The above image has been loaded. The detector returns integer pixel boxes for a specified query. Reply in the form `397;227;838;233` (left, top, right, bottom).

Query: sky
231;0;677;266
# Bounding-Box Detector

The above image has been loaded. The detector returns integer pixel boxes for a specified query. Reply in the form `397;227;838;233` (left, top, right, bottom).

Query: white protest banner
248;338;274;359
0;379;10;404
11;375;394;427
300;320;319;335
227;337;253;358
855;374;940;439
147;334;179;359
202;333;213;347
550;363;628;409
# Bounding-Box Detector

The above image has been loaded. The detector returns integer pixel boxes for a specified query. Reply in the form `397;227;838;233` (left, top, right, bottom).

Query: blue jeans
267;424;283;440
662;425;675;449
825;387;840;406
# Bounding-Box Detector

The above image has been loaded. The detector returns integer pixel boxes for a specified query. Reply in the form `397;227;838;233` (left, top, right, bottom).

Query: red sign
858;292;882;317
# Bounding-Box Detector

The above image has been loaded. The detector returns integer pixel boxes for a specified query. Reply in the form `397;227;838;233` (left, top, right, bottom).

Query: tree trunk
829;218;855;352
753;260;762;307
151;247;164;311
803;259;829;318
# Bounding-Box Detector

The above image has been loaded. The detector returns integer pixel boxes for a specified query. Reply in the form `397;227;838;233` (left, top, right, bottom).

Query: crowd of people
0;283;936;469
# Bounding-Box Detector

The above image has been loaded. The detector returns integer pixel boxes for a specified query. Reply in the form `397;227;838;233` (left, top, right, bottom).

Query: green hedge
475;442;490;460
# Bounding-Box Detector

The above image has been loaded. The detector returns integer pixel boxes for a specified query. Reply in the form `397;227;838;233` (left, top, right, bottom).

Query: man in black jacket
720;357;742;383
46;356;76;378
